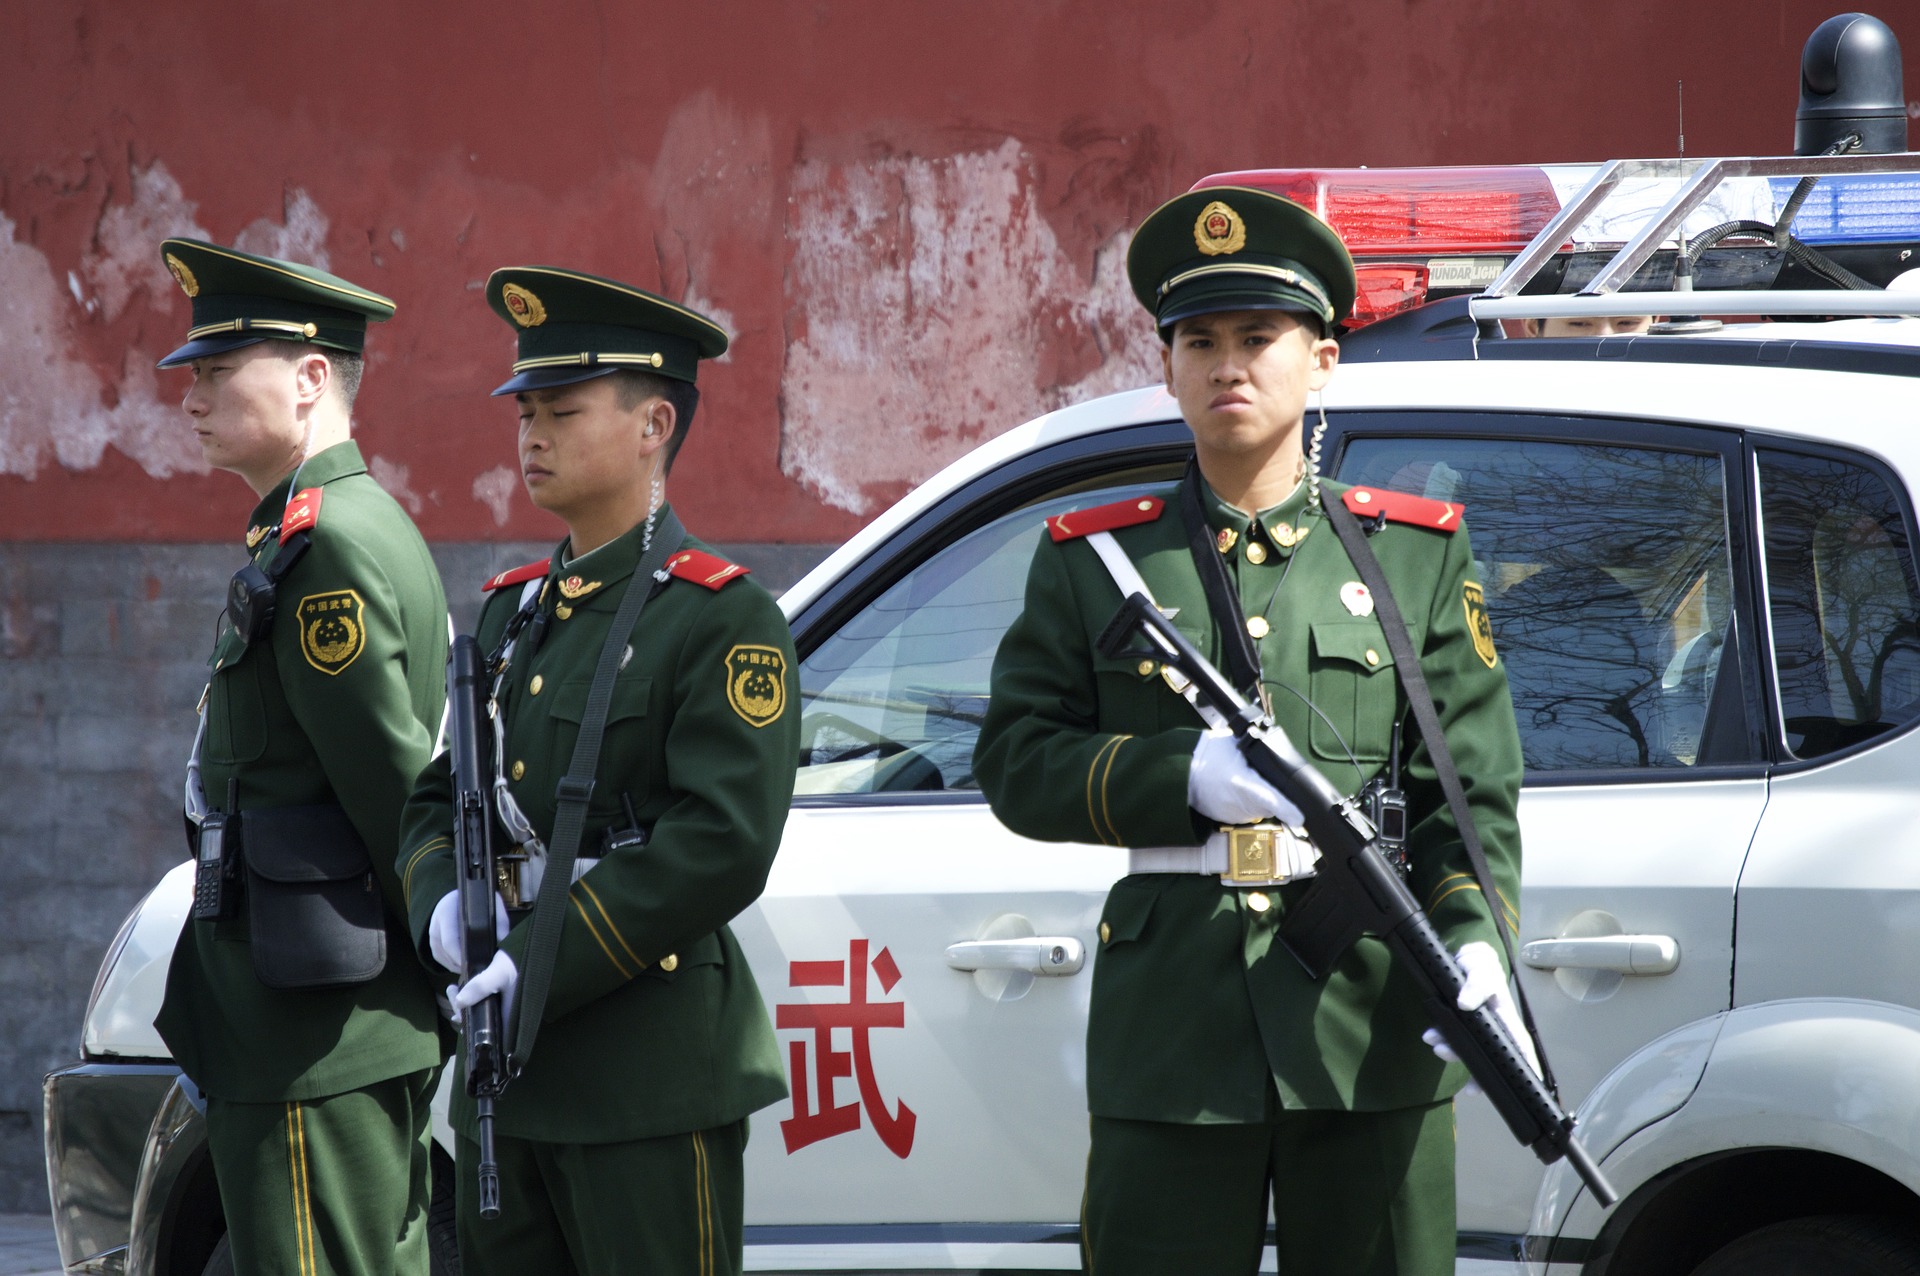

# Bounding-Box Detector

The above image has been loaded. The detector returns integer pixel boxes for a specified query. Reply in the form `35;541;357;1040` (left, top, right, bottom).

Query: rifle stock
447;635;506;1219
1096;592;1617;1208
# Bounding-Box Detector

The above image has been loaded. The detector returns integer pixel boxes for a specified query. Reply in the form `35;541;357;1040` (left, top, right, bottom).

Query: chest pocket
1306;621;1399;766
206;631;269;765
546;674;654;817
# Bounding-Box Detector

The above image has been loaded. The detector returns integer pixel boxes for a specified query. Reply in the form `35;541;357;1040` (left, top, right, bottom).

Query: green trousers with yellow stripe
205;1068;438;1276
1083;1098;1457;1275
453;1120;746;1276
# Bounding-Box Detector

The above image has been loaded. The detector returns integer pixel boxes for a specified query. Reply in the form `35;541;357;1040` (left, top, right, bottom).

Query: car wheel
200;1235;234;1276
1688;1215;1920;1276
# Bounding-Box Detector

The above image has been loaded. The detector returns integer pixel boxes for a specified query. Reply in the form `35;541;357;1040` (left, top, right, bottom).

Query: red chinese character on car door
776;938;917;1158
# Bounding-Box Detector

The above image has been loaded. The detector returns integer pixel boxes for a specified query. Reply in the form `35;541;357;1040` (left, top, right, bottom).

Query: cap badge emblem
1194;200;1247;256
165;253;199;297
502;283;547;328
557;575;602;600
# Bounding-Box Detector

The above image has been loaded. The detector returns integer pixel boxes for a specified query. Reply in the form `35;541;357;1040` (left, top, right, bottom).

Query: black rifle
448;635;507;1219
1097;593;1617;1207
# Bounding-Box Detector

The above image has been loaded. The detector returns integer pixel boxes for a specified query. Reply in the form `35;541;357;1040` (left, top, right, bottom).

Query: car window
795;468;1178;797
1757;448;1920;760
1339;435;1744;773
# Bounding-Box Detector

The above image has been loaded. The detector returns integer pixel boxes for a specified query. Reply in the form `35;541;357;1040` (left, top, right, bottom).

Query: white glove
427;889;510;974
1187;727;1306;826
1423;940;1541;1094
447;949;517;1028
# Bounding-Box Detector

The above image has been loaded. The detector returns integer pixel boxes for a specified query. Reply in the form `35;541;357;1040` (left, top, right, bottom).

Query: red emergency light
1195;166;1561;255
1191;166;1564;328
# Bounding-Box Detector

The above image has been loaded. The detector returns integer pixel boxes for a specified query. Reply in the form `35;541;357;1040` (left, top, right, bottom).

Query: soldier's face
1162;310;1338;462
515;376;651;518
179;343;305;479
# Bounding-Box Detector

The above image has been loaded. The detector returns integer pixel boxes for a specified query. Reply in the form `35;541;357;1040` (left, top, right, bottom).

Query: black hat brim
155;332;276;369
490;364;625;398
1157;287;1324;332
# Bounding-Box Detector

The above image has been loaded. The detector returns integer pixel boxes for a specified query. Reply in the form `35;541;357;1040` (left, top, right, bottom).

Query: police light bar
1771;173;1920;243
1193;166;1566;327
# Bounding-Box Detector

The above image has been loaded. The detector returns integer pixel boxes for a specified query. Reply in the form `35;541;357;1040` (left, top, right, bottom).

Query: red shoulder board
483;558;551;592
1342;487;1463;533
279;488;323;542
666;549;751;590
1046;496;1166;543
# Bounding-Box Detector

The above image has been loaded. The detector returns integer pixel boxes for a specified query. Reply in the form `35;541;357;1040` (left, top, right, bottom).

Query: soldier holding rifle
975;191;1533;1275
398;267;796;1275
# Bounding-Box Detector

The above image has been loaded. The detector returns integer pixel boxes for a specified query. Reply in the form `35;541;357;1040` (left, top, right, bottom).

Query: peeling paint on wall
472;465;518;527
778;139;1160;514
367;455;425;514
0;165;337;485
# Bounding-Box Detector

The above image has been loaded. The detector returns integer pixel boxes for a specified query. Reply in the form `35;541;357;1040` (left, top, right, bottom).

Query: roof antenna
1677;80;1685;158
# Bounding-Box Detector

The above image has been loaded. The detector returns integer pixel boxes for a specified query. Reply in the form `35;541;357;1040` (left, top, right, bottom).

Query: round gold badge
501;283;547;328
1194;200;1247;256
165;253;199;297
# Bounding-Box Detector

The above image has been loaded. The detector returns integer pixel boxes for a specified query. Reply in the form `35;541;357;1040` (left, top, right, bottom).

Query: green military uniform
396;269;795;1276
973;191;1525;1275
152;240;450;1276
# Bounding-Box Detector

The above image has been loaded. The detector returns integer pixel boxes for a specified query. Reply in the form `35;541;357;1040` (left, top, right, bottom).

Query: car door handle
1520;935;1680;975
944;938;1086;976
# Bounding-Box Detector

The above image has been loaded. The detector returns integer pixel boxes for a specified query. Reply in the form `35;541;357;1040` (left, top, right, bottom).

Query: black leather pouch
241;804;386;989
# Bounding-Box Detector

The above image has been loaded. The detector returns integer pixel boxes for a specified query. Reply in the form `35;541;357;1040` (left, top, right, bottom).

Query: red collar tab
1342;487;1463;532
280;488;323;542
483;558;552;592
1046;496;1167;543
666;549;751;590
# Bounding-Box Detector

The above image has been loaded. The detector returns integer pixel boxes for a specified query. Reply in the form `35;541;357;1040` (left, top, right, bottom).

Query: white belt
1130;824;1319;887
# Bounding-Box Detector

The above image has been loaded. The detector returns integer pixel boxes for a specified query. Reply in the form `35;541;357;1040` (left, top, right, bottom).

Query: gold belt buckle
1222;825;1284;886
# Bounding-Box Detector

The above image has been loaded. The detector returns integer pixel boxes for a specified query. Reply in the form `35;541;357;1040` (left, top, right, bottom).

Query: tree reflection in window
796;472;1177;796
1759;450;1920;759
1340;437;1736;773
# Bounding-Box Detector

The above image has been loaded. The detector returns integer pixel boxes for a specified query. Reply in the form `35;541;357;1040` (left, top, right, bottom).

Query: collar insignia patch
1462;581;1498;668
245;525;268;550
557;575;602;600
298;590;367;676
501;283;547;328
165;253;199;297
1216;527;1238;554
726;644;788;728
1194;200;1247;256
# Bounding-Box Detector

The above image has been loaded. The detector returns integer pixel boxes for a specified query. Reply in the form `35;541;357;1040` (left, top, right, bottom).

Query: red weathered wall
3;0;1911;543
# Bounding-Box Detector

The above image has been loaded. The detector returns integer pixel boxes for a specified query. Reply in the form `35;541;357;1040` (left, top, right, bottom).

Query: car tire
200;1235;234;1276
1688;1215;1920;1276
429;1148;460;1276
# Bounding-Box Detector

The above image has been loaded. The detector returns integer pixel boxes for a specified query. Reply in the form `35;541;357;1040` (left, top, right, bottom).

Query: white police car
45;44;1920;1276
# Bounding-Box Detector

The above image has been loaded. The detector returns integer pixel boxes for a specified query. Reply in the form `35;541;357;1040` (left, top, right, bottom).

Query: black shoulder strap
1178;458;1264;696
509;509;687;1073
1320;490;1560;1097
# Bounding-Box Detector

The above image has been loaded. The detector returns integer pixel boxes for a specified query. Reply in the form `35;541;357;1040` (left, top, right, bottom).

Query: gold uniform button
659;954;679;973
511;760;525;781
1365;649;1380;666
1245;542;1268;565
1246;616;1269;640
1099;922;1112;944
1137;659;1156;677
1246;891;1272;914
529;674;544;696
555;604;573;620
1353;489;1374;504
1136;500;1153;512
